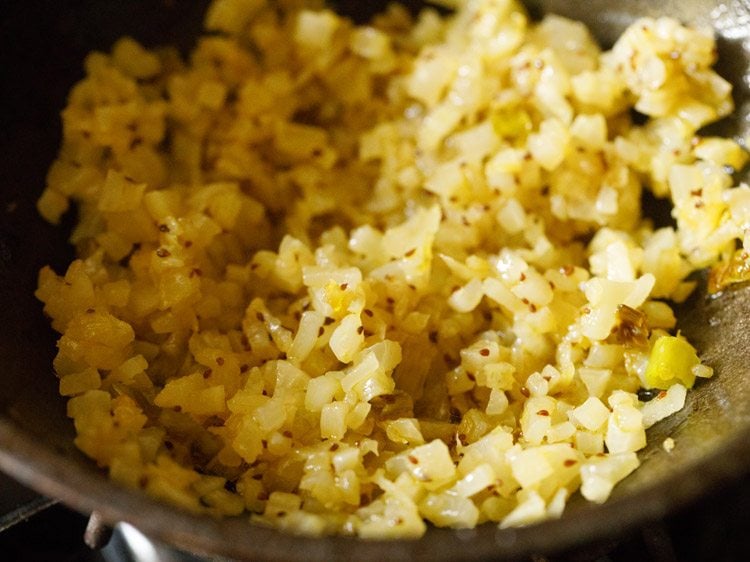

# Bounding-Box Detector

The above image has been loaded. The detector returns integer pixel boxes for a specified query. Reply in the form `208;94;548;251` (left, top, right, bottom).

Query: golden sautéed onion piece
36;0;748;537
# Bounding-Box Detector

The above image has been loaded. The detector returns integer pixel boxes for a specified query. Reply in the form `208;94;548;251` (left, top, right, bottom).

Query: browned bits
158;224;169;232
203;369;212;379
257;491;269;501
340;282;348;290
429;331;438;343
479;348;490;356
357;326;364;334
562;264;575;276
404;248;416;257
613;304;649;348
466;372;476;382
318;326;325;337
240;364;249;374
407;455;419;465
657;390;667;400
139;476;149;489
256;312;264;322
519;272;526;281
520;387;530;397
216;357;225;366
282;430;293;438
324;316;335;325
449;408;462;424
536;409;550;416
563;459;577;467
364;309;374;317
155;248;170;258
708;248;750;293
329;443;340;452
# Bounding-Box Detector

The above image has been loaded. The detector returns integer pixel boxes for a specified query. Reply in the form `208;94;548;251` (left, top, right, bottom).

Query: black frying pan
1;1;749;560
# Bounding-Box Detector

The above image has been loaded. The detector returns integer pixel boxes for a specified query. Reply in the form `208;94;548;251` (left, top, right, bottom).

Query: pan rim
1;412;749;561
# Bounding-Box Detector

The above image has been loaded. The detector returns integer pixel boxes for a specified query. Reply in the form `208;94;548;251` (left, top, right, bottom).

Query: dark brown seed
450;408;462;424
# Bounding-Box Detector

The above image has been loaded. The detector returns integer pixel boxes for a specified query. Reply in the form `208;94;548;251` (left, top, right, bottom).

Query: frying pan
1;1;749;560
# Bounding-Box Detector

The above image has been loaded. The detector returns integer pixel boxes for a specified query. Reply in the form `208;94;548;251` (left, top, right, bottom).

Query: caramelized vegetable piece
612;304;649;348
708;249;750;294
